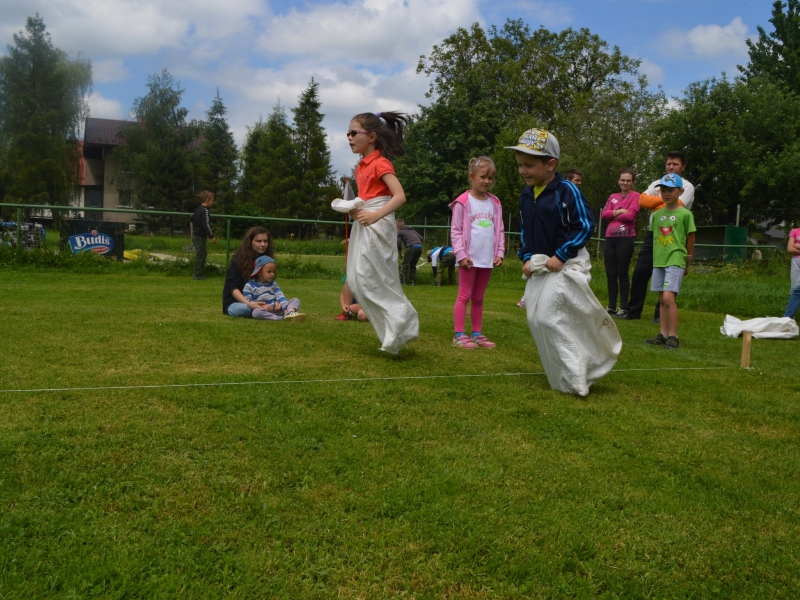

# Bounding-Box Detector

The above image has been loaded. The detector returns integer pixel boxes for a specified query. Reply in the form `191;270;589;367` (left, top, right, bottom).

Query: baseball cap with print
505;128;560;160
657;173;684;189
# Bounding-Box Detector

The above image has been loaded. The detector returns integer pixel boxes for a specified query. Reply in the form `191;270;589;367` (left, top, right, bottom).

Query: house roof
84;118;132;146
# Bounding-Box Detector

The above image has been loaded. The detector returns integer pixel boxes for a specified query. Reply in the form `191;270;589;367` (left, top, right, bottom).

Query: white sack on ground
524;249;622;396
720;315;799;339
331;196;419;354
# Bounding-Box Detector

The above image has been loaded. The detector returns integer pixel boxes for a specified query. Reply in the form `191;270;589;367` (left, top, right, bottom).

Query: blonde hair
468;156;496;179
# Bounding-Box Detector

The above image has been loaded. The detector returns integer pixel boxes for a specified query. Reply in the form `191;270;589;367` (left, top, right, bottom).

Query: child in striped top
243;256;306;321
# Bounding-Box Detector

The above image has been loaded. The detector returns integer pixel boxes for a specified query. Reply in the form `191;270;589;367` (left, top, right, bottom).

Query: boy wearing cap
507;128;594;276
645;174;696;349
243;255;306;321
507;128;620;396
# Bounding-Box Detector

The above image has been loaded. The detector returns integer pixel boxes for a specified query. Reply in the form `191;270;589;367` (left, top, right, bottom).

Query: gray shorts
651;266;685;293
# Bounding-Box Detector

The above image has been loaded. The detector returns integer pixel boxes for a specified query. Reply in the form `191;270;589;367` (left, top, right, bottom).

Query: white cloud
637;57;663;87
257;0;480;64
87;91;124;119
0;0;265;58
686;17;749;58
92;58;129;83
661;17;750;60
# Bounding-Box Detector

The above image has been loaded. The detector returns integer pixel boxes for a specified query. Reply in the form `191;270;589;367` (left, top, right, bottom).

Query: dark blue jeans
784;283;800;318
604;236;635;311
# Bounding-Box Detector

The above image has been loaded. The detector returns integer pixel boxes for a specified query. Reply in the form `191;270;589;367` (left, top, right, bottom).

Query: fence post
15;208;22;251
596;211;602;259
225;218;231;266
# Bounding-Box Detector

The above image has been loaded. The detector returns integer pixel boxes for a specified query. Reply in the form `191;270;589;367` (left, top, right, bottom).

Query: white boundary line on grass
0;367;728;394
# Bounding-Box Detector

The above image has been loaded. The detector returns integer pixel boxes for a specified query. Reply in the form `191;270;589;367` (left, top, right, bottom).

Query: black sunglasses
346;130;370;138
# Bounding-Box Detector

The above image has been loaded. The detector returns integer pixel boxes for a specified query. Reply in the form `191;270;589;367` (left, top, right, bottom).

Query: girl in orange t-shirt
338;111;419;354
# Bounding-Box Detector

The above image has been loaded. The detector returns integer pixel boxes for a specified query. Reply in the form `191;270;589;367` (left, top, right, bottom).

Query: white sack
524;249;622;396
331;196;419;354
720;315;799;339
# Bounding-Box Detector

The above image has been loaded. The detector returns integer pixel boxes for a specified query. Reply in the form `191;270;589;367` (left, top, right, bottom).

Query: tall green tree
239;117;267;205
655;75;800;228
114;69;197;227
740;0;800;94
397;20;664;220
197;89;238;213
291;78;339;220
241;102;300;219
0;14;92;212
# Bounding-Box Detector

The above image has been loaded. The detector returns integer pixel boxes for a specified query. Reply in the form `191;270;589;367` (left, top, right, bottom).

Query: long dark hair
351;111;408;160
234;226;274;276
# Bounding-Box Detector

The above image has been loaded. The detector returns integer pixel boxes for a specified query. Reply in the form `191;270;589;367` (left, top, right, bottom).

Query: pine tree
114;69;197;228
197;89;238;213
247;102;300;220
291;78;338;221
0;14;91;212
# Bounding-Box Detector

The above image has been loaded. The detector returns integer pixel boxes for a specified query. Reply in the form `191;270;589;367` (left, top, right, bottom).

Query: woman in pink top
783;227;800;318
600;168;640;315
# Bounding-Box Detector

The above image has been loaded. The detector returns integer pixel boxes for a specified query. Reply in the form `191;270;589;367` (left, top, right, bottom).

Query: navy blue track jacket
517;173;595;264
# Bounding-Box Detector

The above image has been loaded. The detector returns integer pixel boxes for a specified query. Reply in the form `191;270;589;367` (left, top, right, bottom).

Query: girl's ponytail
352;111;409;160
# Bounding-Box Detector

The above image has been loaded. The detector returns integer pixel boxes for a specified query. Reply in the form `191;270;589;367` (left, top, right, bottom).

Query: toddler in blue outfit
243;256;306;321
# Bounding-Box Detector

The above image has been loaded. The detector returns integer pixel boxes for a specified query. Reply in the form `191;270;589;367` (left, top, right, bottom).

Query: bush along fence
0;203;777;266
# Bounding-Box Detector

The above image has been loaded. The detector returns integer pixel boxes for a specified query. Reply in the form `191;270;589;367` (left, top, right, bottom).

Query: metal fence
1;202;778;265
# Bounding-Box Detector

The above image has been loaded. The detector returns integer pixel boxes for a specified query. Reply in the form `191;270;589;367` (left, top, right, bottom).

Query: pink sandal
452;334;479;349
472;334;496;349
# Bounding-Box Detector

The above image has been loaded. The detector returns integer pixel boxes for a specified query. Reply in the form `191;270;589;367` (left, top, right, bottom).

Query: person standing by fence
190;191;216;280
601;169;640;316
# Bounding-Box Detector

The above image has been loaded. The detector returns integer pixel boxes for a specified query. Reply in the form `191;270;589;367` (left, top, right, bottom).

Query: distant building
80;118;135;223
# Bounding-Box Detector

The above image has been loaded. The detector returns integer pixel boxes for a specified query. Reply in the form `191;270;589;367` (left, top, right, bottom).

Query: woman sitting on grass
222;226;275;317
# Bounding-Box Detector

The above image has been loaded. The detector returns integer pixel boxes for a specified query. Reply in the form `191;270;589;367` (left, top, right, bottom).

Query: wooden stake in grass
741;331;752;368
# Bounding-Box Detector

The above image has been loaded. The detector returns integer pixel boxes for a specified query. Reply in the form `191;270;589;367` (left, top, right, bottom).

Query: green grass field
1;259;799;598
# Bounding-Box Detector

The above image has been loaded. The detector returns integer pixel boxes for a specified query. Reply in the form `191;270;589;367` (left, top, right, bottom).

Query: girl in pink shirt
449;156;505;349
600;168;640;315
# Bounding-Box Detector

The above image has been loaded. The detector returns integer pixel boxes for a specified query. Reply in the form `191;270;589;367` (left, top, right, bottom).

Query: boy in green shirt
646;173;696;349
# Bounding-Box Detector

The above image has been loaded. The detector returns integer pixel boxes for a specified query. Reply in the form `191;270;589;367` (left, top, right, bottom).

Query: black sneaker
645;333;667;345
664;336;680;349
615;311;638;320
652;317;660;324
193;275;205;280
606;307;618;315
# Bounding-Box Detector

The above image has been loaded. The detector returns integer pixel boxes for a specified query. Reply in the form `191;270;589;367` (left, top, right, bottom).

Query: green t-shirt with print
652;206;696;268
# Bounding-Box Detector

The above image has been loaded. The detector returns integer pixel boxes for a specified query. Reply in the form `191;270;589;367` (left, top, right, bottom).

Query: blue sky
0;0;772;175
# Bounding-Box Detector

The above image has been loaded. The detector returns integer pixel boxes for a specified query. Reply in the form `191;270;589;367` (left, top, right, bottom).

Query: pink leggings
453;266;492;333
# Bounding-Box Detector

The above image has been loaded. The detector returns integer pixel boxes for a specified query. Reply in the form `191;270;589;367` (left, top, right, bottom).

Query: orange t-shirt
355;150;394;200
639;192;685;211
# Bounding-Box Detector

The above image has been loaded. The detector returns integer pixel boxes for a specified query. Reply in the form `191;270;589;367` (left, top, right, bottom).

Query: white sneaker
284;311;306;322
